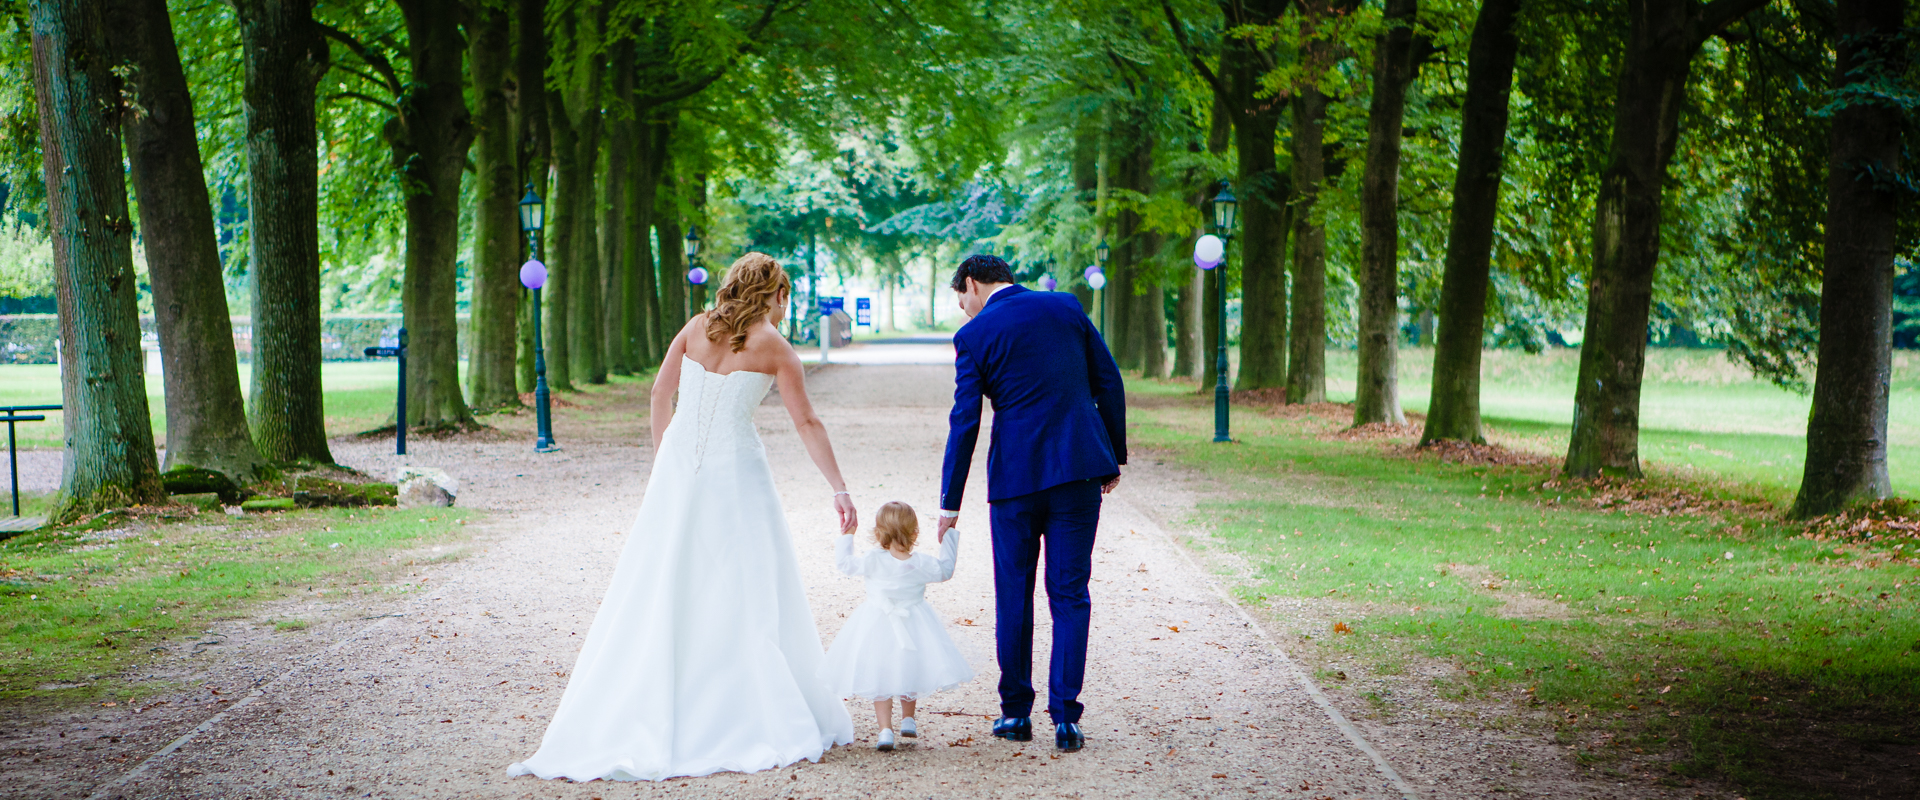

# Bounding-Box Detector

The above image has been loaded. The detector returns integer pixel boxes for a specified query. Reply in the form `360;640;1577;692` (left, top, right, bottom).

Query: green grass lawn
0;506;475;702
1132;351;1920;799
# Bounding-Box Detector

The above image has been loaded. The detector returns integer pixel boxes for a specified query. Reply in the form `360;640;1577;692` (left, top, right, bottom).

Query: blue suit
941;285;1125;724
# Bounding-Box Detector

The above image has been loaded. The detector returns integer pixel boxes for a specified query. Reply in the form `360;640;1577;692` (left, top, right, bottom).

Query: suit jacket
940;285;1126;510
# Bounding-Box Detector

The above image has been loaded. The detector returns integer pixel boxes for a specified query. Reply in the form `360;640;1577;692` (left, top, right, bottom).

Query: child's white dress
822;530;975;700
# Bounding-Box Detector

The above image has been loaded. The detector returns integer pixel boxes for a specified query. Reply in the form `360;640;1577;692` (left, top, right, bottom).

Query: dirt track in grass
6;357;1735;799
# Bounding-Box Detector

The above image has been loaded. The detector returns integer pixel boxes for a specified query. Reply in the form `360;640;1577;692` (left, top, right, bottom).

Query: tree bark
235;0;332;464
513;0;550;394
1421;0;1522;446
31;0;168;520
1287;87;1329;404
1109;106;1149;370
1352;0;1418;426
655;161;688;338
544;69;578;391
1226;30;1289;392
393;0;475;429
629;118;665;367
568;48;607;385
466;0;521;411
602;40;634;377
1563;0;1766;477
1791;0;1903;517
109;0;266;484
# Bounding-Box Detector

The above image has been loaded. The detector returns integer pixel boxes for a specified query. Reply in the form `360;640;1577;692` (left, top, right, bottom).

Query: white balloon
1088;271;1108;290
1193;234;1224;268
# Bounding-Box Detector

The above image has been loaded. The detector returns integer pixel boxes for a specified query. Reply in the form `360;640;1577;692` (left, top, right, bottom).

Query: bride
509;253;857;781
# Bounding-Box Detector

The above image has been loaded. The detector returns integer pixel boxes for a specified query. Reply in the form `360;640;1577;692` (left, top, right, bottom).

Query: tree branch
327;92;400;113
316;22;402;98
633;0;807;106
1161;0;1226;97
1696;0;1769;45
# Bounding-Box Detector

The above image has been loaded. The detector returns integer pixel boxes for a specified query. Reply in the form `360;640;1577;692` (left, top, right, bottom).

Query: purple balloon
519;260;547;290
1083;265;1103;280
687;267;709;285
1040;276;1058;291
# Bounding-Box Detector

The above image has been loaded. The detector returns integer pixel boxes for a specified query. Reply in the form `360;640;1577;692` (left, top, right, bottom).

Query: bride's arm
649;322;695;452
772;342;857;534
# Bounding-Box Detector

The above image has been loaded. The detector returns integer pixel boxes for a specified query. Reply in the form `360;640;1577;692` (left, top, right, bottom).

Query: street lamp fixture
518;185;558;453
1207;182;1237;443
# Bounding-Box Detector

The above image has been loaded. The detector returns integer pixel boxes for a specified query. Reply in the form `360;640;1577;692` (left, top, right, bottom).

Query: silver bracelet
833;491;850;497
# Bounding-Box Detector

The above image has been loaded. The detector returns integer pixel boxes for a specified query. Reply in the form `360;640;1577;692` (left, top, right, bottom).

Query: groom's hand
936;512;957;542
1102;473;1122;494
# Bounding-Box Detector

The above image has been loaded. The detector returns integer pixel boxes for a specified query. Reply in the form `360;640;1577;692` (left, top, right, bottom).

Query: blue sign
855;297;872;326
818;296;845;318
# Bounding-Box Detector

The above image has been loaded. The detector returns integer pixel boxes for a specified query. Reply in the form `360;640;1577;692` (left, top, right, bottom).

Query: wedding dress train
508;356;854;781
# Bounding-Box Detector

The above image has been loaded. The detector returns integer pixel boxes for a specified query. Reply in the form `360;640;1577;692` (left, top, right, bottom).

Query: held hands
834;492;858;535
1103;471;1122;494
936;512;957;543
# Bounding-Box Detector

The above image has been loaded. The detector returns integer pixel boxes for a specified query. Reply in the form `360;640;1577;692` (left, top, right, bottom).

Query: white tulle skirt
822;600;975;701
507;374;854;782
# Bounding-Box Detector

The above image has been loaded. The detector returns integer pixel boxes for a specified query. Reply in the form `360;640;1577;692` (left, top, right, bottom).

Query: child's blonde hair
873;501;919;552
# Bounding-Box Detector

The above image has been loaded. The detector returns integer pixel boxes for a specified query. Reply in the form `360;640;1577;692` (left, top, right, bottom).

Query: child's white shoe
876;728;896;751
899;717;917;738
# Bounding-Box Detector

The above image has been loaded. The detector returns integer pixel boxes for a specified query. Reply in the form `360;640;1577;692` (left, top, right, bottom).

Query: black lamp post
684;226;706;316
1093;239;1110;337
519;185;558;453
1210;183;1238;443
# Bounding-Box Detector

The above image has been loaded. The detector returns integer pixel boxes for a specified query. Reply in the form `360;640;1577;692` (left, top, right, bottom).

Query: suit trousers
988;478;1101;724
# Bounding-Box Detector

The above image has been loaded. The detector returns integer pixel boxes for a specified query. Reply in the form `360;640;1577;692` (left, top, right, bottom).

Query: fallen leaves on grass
1801;500;1919;549
1403;439;1555;467
1328;422;1423;442
1541;476;1768;519
1332;621;1352;634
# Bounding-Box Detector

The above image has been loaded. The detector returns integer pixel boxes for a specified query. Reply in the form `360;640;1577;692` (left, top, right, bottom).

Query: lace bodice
669;355;777;474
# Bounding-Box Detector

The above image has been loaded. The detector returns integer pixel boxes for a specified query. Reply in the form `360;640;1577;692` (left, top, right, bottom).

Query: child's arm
834;533;864;577
931;528;960;582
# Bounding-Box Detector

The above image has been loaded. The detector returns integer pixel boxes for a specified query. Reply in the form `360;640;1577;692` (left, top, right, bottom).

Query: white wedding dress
508;356;854;782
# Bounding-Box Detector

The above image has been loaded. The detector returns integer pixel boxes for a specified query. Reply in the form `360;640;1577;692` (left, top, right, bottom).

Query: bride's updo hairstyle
705;252;791;352
873;501;920;552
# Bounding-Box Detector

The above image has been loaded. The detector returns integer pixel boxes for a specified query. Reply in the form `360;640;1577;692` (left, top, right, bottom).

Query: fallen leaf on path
1332;622;1351;634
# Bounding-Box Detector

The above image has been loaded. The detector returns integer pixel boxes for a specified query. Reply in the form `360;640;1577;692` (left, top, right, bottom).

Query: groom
936;254;1125;753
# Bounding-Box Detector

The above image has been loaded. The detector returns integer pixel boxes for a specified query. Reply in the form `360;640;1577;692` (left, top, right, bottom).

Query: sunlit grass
1130;372;1920;798
0;506;475;700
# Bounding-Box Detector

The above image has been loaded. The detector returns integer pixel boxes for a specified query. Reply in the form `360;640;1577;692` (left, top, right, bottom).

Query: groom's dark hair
951;254;1015;292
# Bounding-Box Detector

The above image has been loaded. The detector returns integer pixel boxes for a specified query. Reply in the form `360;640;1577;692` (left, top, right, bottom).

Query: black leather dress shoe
1056;722;1084;752
991;716;1033;742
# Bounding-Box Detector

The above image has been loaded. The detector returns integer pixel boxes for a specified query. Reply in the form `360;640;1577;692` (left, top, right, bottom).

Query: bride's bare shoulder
742;325;797;369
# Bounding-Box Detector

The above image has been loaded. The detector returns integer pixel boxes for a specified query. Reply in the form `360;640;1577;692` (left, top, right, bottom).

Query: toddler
822;501;974;751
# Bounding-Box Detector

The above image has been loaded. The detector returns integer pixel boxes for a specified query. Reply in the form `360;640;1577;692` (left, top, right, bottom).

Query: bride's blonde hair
705;253;791;352
873;501;919;552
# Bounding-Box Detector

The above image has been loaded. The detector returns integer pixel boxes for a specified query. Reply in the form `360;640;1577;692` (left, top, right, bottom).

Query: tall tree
109;0;267;483
625;114;665;370
1420;0;1523;446
1163;0;1292;392
601;38;634;377
391;0;477;429
468;0;522;411
1562;0;1767;477
514;0;551;394
1352;0;1420;426
656;153;688;335
1287;83;1328;404
30;0;167;519
236;0;333;464
1791;0;1905;517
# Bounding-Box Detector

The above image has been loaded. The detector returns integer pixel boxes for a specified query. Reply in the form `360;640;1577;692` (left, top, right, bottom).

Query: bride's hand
834;492;857;535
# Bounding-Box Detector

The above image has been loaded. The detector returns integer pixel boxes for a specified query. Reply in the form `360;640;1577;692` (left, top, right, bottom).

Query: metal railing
3;404;58;518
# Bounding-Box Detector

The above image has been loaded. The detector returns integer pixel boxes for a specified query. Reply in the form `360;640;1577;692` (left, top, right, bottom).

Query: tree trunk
1421;0;1522;446
655;170;687;337
1173;255;1201;378
393;0;475;430
109;0;266;484
1109;106;1150;370
466;0;521;411
1791;0;1903;517
30;0;168;520
1228;43;1289;393
1563;0;1765;477
625;114;662;370
545;78;578;391
1287;88;1329;404
602;41;634;377
235;0;332;464
513;0;550;394
1353;0;1418;426
571;66;607;385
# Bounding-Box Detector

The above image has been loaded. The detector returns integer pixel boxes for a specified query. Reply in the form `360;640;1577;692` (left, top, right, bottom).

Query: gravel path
12;359;1706;799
